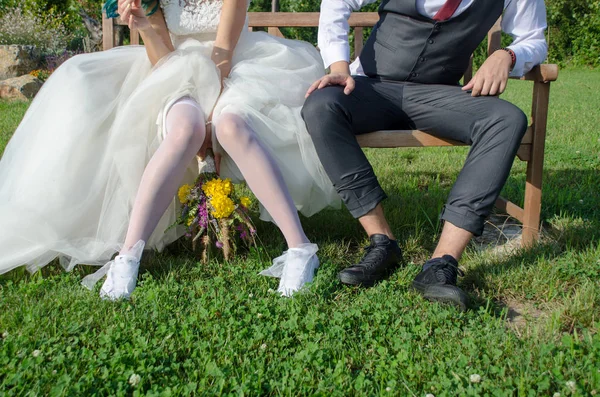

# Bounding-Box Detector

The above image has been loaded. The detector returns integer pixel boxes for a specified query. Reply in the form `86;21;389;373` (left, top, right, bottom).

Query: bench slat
248;12;379;27
357;127;532;148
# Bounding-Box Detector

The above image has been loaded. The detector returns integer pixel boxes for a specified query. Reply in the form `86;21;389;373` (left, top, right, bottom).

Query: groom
302;0;548;310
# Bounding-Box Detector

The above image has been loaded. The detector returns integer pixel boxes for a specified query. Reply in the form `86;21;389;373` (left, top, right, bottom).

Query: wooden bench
103;11;559;246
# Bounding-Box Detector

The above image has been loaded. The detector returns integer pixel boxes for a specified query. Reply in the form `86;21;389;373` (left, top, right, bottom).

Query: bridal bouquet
170;172;257;262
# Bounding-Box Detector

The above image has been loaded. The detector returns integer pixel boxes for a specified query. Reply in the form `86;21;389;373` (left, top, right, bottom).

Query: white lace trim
160;0;249;36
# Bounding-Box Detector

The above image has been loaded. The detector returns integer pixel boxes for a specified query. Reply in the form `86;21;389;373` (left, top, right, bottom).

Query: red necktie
432;0;463;21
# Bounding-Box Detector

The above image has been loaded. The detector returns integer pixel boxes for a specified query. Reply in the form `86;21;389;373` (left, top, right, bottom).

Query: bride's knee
166;111;206;149
215;113;252;147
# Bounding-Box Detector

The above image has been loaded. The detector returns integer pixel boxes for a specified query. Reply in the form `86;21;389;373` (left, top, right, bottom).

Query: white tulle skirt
0;30;339;275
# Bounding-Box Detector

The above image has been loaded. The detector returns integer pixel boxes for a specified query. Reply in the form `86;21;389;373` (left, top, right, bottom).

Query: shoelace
358;244;389;270
430;260;464;284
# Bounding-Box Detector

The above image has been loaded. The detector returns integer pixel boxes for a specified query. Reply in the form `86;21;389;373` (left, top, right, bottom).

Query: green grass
1;69;599;396
0;100;29;158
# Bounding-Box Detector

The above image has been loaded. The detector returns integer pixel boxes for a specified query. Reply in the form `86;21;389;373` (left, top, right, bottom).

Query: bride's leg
99;98;205;300
215;113;309;248
215;113;317;296
123;98;206;252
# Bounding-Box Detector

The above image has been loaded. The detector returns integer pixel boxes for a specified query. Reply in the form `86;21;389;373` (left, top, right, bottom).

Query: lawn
0;69;599;396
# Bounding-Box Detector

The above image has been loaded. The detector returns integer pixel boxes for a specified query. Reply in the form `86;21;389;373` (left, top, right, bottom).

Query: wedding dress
0;0;339;275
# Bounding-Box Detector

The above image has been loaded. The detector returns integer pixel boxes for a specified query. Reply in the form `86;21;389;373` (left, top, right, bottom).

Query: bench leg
522;80;551;247
522;161;542;245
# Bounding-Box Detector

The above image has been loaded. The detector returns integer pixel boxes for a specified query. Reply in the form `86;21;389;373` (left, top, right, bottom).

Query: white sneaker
99;254;140;300
276;243;319;297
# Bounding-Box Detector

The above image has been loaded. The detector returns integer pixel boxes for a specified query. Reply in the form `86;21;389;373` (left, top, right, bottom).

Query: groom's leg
302;77;406;286
402;83;527;310
302;77;406;223
402;83;528;241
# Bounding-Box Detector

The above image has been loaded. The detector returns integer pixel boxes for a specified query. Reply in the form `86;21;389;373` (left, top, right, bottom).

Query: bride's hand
215;61;232;89
197;117;222;175
118;0;152;32
211;47;233;89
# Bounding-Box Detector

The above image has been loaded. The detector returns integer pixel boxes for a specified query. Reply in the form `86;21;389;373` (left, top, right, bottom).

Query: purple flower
240;231;248;240
216;241;224;249
197;199;209;229
250;228;257;235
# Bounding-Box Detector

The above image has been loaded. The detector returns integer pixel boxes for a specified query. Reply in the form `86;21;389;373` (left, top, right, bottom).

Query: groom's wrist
329;61;351;76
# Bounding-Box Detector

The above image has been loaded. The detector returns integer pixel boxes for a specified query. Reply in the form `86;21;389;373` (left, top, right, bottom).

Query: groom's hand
462;50;513;97
305;61;355;97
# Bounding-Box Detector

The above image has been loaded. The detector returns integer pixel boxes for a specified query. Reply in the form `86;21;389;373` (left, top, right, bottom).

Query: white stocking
122;98;206;254
215;113;309;248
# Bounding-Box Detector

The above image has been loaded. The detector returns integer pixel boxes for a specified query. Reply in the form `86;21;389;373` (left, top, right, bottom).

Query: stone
0;75;43;101
0;45;43;80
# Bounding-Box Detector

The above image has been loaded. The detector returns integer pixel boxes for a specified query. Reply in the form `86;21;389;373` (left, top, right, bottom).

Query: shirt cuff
320;44;351;70
506;45;526;77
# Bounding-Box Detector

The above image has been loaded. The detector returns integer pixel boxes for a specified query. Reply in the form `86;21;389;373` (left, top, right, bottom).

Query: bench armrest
511;64;559;83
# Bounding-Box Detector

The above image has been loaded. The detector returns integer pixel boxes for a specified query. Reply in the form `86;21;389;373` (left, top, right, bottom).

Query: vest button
420;57;426;62
411;72;418;77
428;39;434;44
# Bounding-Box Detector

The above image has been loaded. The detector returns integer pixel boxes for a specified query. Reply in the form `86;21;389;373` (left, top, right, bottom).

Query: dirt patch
499;297;550;337
472;214;523;255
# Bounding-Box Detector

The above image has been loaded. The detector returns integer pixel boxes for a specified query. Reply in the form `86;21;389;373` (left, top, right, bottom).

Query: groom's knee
302;87;349;134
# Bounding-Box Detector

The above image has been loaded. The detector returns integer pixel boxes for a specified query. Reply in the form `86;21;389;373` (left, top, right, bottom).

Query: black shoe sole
338;250;403;288
338;262;401;287
338;271;382;287
412;281;469;312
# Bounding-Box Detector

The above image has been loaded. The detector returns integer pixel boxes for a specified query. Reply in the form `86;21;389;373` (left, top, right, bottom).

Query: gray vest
360;0;503;85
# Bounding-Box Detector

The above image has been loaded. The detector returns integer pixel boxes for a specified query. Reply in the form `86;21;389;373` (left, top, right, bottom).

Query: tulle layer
0;30;339;275
213;31;339;220
0;40;220;274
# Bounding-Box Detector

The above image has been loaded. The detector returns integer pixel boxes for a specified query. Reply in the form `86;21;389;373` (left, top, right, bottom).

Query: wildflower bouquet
170;172;257;262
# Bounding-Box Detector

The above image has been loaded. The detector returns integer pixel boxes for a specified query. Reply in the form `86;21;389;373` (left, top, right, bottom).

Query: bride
0;0;339;298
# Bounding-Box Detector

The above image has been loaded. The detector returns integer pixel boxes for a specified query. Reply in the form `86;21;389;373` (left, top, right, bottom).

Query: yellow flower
209;192;235;218
239;196;251;208
202;178;233;198
178;184;193;204
222;179;233;195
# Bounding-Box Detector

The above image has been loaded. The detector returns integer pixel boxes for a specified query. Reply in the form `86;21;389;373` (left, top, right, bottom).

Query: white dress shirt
318;0;548;77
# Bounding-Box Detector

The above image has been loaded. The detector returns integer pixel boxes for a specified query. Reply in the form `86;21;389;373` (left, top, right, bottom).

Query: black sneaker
338;234;403;287
412;255;468;311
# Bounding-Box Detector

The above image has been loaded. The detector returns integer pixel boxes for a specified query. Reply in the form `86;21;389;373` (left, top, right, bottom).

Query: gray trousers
301;76;528;236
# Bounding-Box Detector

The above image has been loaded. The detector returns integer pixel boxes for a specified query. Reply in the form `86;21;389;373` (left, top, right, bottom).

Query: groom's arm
463;0;548;96
306;0;376;96
502;0;548;77
318;0;376;71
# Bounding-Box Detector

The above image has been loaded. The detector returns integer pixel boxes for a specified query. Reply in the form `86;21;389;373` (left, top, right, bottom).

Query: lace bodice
160;0;249;36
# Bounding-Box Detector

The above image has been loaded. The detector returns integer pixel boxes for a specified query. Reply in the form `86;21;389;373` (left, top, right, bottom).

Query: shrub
546;0;600;67
0;0;105;52
0;6;73;53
